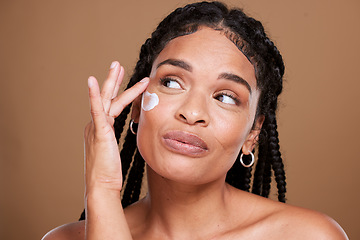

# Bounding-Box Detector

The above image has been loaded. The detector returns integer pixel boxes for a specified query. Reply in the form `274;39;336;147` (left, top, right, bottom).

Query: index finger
109;78;150;118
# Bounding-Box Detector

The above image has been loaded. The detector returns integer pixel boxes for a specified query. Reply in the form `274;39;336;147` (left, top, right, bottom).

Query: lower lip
162;138;208;157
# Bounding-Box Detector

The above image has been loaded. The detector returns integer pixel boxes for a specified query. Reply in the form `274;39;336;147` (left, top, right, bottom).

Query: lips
162;131;208;157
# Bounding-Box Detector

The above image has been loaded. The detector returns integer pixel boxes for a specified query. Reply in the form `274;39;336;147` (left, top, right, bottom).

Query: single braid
121;150;145;208
266;110;286;202
257;115;273;199
114;104;132;144
119;128;137;184
239;164;253;192
261;141;272;198
225;154;242;189
252;141;266;195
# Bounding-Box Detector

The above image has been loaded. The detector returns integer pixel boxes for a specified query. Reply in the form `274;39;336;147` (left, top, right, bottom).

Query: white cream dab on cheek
141;91;159;111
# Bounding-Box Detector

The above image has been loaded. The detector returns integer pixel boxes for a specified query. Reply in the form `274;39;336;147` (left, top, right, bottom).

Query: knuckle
96;124;111;135
90;109;102;117
89;89;98;98
93;125;114;141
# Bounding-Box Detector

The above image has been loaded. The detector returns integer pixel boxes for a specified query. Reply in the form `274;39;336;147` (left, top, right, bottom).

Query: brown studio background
0;0;359;239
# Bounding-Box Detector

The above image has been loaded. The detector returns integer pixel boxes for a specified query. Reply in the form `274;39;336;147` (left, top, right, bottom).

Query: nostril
180;114;187;120
177;110;209;126
178;113;207;125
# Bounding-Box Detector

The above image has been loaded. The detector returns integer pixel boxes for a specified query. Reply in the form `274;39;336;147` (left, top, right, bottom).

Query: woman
43;1;348;239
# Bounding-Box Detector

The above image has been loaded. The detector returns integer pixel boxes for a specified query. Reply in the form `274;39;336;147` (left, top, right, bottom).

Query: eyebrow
218;72;252;94
156;59;192;72
157;58;252;94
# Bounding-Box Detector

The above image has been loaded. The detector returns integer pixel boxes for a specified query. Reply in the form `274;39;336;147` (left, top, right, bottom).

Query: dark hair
80;0;286;221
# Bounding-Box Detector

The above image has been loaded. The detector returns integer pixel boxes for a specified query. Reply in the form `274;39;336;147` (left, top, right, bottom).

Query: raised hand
84;62;149;240
84;61;149;194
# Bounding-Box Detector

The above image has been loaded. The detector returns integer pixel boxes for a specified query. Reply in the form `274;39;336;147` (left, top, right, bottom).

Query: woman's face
134;28;263;185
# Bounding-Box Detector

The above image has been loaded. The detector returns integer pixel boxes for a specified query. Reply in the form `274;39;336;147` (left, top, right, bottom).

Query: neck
141;166;233;239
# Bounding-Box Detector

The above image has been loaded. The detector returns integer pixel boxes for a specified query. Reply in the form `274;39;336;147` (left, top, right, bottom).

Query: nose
175;91;210;127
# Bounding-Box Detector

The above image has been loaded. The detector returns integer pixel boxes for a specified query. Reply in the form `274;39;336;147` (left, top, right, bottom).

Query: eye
160;77;182;89
215;92;239;105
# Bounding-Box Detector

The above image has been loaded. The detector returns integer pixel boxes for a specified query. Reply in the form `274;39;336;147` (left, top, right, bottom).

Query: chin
146;157;222;186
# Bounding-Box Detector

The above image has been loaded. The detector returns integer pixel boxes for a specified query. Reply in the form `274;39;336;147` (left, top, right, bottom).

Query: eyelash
160;77;240;105
160;77;181;88
215;91;240;105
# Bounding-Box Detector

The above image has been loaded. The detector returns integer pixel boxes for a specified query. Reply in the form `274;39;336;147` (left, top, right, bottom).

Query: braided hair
80;0;286;220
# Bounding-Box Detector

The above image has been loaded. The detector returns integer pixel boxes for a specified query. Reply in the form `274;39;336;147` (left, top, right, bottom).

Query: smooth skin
42;28;348;240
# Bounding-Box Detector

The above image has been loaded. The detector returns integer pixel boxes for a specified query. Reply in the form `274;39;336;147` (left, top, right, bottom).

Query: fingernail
140;77;149;83
88;77;94;88
110;61;117;69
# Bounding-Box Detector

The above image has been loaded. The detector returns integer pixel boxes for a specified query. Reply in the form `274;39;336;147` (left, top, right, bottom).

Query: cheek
217;93;260;152
139;92;175;125
136;92;175;159
141;91;159;111
212;110;251;155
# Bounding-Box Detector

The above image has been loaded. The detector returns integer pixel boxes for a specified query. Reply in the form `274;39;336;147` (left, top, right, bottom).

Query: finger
111;65;124;99
88;76;108;129
101;61;121;114
109;78;150;118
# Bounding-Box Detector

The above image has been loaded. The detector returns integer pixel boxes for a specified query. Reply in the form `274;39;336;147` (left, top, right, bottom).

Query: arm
84;61;149;240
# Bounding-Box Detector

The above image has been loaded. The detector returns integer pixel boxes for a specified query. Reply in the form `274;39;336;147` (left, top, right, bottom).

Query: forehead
152;27;257;88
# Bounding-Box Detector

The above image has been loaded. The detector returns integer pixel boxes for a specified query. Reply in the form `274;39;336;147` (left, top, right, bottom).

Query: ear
242;115;265;154
131;94;142;122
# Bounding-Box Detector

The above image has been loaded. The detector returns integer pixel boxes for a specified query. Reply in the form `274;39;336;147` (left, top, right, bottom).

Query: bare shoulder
272;204;348;239
229;189;348;239
42;221;85;240
252;195;348;239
